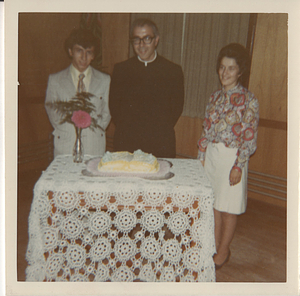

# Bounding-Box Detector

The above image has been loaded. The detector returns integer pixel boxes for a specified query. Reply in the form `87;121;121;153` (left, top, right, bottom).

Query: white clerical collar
137;51;157;67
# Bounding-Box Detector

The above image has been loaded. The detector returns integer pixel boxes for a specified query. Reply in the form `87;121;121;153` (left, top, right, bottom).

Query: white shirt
70;64;92;92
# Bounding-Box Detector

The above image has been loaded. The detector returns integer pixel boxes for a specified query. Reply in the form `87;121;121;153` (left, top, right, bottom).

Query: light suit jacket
45;65;111;157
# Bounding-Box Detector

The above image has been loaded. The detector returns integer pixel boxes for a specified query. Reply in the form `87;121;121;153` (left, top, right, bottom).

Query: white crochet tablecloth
25;155;216;282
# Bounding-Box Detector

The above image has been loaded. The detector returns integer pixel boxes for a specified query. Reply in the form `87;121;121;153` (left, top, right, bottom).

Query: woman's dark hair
64;28;100;58
216;43;251;87
130;18;159;38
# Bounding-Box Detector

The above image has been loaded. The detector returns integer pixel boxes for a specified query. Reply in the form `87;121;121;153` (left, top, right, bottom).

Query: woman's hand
229;168;242;186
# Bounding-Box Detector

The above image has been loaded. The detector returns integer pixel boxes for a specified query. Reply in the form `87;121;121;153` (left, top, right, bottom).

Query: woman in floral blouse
198;43;259;269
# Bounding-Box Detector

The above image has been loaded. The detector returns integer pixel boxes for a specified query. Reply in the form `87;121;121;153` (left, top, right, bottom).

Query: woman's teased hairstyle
216;43;251;87
64;28;100;58
130;18;159;38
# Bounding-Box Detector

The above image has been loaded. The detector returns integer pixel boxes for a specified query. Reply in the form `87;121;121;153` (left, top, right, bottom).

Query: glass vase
73;127;84;163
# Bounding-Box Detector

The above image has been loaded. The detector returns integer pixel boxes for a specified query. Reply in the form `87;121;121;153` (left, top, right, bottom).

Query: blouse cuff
232;165;242;173
197;150;205;161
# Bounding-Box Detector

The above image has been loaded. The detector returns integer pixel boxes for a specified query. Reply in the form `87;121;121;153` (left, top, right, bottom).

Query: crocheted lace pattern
25;155;216;282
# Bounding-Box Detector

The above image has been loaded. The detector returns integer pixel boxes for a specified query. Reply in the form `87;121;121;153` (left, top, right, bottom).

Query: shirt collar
222;83;241;95
137;51;157;67
70;64;91;79
70;64;92;92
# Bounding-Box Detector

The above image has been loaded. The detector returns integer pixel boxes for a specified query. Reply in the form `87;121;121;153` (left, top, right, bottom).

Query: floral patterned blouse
197;84;259;171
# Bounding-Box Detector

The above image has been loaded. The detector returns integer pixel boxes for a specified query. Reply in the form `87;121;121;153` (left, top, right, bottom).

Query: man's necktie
77;73;86;93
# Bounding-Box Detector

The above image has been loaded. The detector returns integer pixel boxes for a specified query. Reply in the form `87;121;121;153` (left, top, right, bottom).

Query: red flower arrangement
46;92;102;162
71;110;92;129
45;92;102;131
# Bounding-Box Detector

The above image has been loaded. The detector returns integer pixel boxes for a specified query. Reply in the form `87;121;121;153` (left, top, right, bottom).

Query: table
25;155;216;282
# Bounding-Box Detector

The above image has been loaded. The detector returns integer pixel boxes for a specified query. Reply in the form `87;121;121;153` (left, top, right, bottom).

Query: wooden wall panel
101;13;131;75
248;13;287;122
247;13;287;183
18;103;53;145
175;117;203;159
18;13;82;172
248;126;287;178
245;13;287;205
18;13;81;101
102;13;130;144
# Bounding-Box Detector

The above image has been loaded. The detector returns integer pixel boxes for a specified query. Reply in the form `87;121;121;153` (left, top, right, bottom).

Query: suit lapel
63;66;77;94
89;68;100;98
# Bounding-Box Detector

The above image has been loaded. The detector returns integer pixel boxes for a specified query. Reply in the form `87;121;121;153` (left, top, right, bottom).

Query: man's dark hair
64;28;100;58
216;43;251;87
130;18;159;38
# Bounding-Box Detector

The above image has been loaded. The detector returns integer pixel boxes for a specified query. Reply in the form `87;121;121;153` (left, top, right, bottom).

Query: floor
17;168;286;282
216;197;286;282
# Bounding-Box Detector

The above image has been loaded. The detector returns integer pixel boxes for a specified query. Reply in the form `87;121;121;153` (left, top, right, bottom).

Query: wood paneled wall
101;13;130;75
18;13;82;145
175;117;203;158
249;14;287;122
18;13;82;102
101;13;130;144
246;14;287;206
247;13;287;176
18;13;82;171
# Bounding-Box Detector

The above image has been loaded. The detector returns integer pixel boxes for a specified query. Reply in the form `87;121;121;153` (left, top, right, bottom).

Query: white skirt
204;142;248;215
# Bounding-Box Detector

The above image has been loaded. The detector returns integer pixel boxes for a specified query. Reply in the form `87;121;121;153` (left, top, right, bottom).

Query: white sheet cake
97;149;160;173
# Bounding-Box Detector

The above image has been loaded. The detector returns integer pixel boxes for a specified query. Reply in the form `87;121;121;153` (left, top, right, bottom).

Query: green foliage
46;92;103;132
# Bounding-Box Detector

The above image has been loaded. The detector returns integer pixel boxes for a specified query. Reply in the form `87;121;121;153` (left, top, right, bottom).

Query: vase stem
73;127;84;163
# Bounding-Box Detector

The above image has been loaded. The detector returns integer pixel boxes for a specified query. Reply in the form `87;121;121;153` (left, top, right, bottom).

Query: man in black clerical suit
109;18;184;158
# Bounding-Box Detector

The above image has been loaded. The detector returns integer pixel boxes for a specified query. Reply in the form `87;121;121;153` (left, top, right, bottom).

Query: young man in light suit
45;28;111;158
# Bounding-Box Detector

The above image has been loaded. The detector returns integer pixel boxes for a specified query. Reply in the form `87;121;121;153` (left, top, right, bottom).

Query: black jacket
109;55;184;158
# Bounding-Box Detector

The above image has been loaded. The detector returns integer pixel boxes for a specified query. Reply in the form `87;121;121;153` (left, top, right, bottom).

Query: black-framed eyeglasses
130;35;156;45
